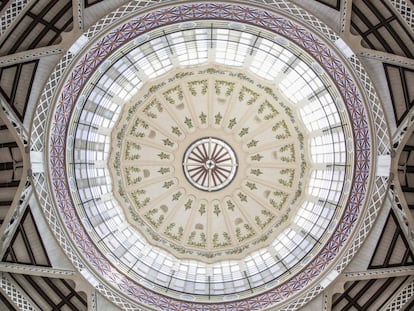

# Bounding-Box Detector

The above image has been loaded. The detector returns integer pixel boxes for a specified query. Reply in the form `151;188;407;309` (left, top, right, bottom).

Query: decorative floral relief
236;224;255;242
269;191;289;210
131;190;150;209
213;204;221;216
214;113;223;125
125;167;142;185
184;199;193;210
171;126;182;137
258;100;279;120
251;153;263;161
145;208;164;228
162;180;175;189
215;80;235;96
198;204;206;216
164;223;184;241
228;118;237;129
199;112;207;124
255;210;275;229
157;152;170;160
125;142;141;160
279;144;296;162
172;191;182;201
163;85;184;105
143;98;163;119
184;117;193;128
278;168;295;187
247;139;258;148
245;182;257;191
213;232;232;248
188;80;208;96
188;231;207;248
239;86;259;105
250;168;263;176
238;192;248;202
238;127;249;137
272;120;291;139
162;138;174;147
157;167;170;175
226;200;235;211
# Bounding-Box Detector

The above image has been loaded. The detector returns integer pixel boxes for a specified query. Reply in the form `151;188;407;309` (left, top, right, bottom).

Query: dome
27;1;391;310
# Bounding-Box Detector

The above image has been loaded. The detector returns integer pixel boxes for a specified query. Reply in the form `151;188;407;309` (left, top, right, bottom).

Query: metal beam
0;93;28;148
0;274;37;310
0;263;75;279
0;45;63;67
0;183;31;259
343;266;414;282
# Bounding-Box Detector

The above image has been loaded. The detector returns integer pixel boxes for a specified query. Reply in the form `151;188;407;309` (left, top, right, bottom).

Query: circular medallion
183;137;238;192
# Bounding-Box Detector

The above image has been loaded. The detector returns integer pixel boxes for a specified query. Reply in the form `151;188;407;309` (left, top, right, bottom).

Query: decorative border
38;1;382;310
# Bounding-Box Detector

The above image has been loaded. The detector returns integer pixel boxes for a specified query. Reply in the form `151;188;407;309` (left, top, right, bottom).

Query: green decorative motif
228;118;237;129
188;80;208;96
158;167;170;175
213;204;221;216
215;80;235;96
236;224;255;242
131;190;150;209
125;167;142;185
245;182;257;191
279;168;295;187
148;83;165;94
188;231;207;248
251;153;263;161
163;85;184;105
239;86;259;105
214;113;223;125
238;128;249;137
238;192;248;202
199;204;206;216
130;118;149;138
157;152;170;160
164;223;184;241
199;112;207;124
280;144;296;162
144;208;164;228
184;199;193;210
125;142;141;160
250;168;263;176
162;138;174;147
255;210;275;229
247;139;258;148
129;118;149;138
272;120;291;139
184;117;194;128
270;191;289;210
172;191;182;201
213;232;232;248
143;98;163;119
162;180;174;189
226;200;235;211
171;126;182;137
258;100;278;120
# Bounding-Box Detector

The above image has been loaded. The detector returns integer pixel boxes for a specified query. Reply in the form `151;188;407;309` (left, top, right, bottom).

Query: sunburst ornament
183;137;238;192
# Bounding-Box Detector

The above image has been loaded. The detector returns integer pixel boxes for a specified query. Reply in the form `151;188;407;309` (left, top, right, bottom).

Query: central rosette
183;137;238;192
110;66;308;261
